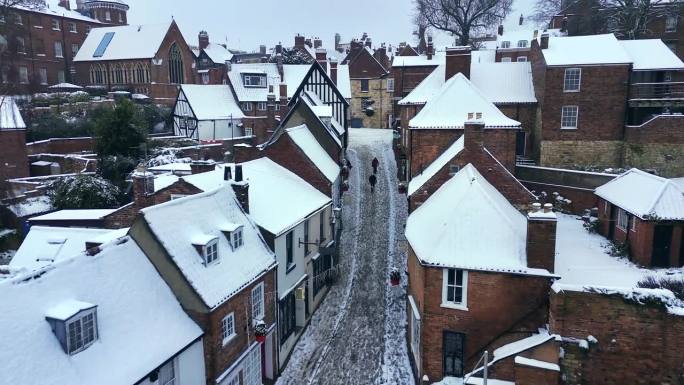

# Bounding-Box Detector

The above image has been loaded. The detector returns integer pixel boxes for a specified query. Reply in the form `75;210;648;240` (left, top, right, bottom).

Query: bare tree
414;0;514;46
530;0;565;24
602;0;680;39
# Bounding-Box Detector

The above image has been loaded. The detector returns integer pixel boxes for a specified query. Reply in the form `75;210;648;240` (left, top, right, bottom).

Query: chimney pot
544;203;553;213
231;181;250;213
532;202;542;211
59;0;71;10
198;30;209;50
498;25;504;36
235;164;244;182
223;166;232;181
190;160;216;175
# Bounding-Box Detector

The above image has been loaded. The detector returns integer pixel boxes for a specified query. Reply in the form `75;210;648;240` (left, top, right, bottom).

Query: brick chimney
295;34;305;48
132;167;155;209
59;0;71;10
279;82;288;108
519;13;524;26
330;58;338;85
314;37;323;49
260;45;266;55
305;38;313;48
316;48;328;71
427;36;434;60
365;38;373;48
350;39;362;50
267;94;277;127
464;119;484;150
526;203;557;273
446;46;472;80
231;165;250;213
190;160;216;175
276;44;284;81
498;25;504;36
540;33;550;50
198;31;209;50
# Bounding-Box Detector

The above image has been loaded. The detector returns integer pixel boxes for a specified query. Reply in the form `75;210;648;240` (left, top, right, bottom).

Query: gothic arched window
168;43;184;84
90;64;106;84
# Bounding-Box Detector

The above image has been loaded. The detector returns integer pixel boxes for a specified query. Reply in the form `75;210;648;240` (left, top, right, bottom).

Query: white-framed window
500;40;511;48
58;70;65;83
66;309;98;354
561;106;578;129
51;18;60;30
617;208;629;231
563;68;581;92
224;374;239;385
666;15;678;32
231;228;243;249
360;79;369;92
68;22;77;33
243;345;262;385
16;37;26;54
630;216;637;232
118;12;123;23
14;13;22;25
39;68;47;85
221;313;236;346
71;43;79;57
257;101;267;111
159;359;176;385
105;11;111;21
204;239;219;264
501;57;511;62
0;14;5;23
242;102;253;111
245;126;253;137
19;66;28;84
517;56;528;62
408;295;421;359
251;282;264;320
54;41;63;58
243;74;266;87
441;269;468;310
387;78;395;92
201;72;209;85
517;40;528;48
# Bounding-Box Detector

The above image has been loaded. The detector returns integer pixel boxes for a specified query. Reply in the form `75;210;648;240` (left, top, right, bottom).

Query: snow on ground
275;128;412;385
554;214;684;290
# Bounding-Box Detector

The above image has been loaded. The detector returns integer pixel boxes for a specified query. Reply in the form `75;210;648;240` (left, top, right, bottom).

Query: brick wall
522;181;597;214
550;289;684;385
411;249;552;382
26;137;95;155
0;130;29;182
623;115;684;177
514;364;559;385
391;64;439;111
282;102;342;162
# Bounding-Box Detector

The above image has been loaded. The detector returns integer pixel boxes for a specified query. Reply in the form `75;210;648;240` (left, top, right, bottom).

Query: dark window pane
454;287;463;303
456;270;463;285
447;287;454;302
448;269;455;285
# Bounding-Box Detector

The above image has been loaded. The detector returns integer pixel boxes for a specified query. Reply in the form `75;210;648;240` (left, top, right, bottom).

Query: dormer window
242;73;267;88
45;300;98;355
500;40;510;48
517;40;528;48
221;223;244;250
193;235;219;265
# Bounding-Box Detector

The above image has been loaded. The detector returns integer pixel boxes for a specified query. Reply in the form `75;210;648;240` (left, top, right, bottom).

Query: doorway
443;331;465;377
515;131;527;157
653;225;673;267
608;205;617;240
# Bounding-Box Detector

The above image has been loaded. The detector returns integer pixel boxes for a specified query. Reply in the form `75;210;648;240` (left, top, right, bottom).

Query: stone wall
540;140;624;169
26;137;95;155
350;78;392;128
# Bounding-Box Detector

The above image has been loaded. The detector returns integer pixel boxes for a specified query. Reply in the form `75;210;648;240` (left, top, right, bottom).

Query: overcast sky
125;0;537;52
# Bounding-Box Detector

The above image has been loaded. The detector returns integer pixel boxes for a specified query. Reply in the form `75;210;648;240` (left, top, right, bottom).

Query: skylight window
93;32;115;58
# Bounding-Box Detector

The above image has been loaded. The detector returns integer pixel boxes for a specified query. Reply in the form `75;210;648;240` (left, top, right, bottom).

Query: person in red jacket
371;157;379;174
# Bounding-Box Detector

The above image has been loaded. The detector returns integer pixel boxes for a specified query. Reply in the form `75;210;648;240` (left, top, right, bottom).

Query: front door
653;225;674;267
443;331;465;377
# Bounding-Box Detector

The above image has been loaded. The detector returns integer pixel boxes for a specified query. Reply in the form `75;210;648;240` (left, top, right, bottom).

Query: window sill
563;89;580;93
560;127;577;130
440;302;468;311
286;264;297;274
222;333;237;347
52;28;61;32
34;26;43;29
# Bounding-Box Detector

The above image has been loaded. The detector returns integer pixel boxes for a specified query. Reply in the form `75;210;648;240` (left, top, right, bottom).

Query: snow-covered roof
595;168;684;220
408;135;464;196
494;30;536;50
331;64;352;99
140;187;276;309
492;331;556;362
0;97;27;129
239;158;332;236
409;73;521;129
228;63;312;102
541;34;632;66
9;226;114;271
286;124;340;183
5;196;52;217
406;164;548;275
470;62;537;104
392;52;445;67
620;39;684;71
15;0;102;24
203;43;234;64
47;82;83;90
148;162;192;173
180;84;245;120
300;91;344;145
0;237;203;385
398;64;446;106
514;356;560;371
30;209;117;222
74;22;171;62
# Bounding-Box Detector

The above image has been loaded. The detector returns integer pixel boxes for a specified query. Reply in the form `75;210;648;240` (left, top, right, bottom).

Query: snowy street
275;129;413;385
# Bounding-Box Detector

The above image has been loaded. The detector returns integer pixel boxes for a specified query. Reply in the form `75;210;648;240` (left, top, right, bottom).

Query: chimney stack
132;166;155;209
330;58;338;85
365;38;373;48
295;34;305;48
231;165;250;213
314;37;323;49
190;160;216;175
276;44;284;81
427;36;434;60
267;93;277;127
526;203;557;273
540;33;550;49
464;119;484;150
59;0;71;10
198;31;209;50
445;46;472;80
316;48;328;71
519;14;524;26
279;82;288;108
305;38;313;48
498;25;504;36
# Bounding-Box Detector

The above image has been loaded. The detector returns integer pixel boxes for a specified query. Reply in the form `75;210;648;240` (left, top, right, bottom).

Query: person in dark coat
346;159;352;169
368;174;377;193
371;157;379;174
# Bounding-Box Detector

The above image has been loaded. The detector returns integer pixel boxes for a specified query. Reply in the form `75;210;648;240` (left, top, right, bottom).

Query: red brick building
194;30;233;86
0;0;126;94
595;168;684;267
0;97;29;192
73;20;195;104
405;150;556;383
130;185;279;385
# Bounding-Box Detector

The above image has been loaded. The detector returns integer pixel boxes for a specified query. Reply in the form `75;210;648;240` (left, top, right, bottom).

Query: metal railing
629;82;684;100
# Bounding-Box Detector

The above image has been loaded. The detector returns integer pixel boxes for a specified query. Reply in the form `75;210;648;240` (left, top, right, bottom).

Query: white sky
124;0;538;53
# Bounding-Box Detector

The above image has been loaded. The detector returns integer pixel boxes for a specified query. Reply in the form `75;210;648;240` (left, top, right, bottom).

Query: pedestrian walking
346;158;352;169
371;157;379;174
368;174;377;194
